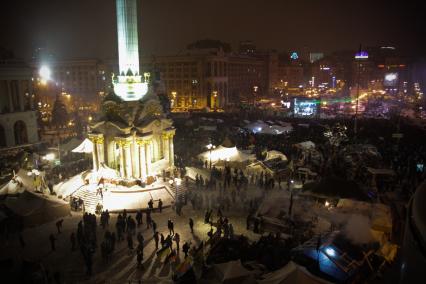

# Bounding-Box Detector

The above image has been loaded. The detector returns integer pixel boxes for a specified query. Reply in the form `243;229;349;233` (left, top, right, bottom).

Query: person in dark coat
158;199;163;213
56;219;64;234
70;232;76;251
189;218;194;233
153;231;159;250
49;234;57;251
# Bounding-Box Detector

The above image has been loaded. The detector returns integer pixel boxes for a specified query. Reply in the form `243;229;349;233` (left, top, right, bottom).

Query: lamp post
212;91;218;111
207;143;216;169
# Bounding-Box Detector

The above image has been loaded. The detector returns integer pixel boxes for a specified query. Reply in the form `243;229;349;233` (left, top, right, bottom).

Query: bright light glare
39;66;51;81
325;247;336;257
44;153;55;161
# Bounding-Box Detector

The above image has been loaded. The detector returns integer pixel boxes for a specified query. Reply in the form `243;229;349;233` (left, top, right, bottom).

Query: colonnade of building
89;130;175;180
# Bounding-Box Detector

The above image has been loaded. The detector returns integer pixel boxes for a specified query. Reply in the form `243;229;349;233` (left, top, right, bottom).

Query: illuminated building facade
30;59;113;104
0;59;39;148
89;0;175;179
141;50;277;110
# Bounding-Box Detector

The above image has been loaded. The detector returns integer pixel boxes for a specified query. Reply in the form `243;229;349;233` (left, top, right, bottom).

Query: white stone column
119;143;125;177
145;142;151;176
92;140;99;171
138;142;147;179
125;144;132;178
133;142;140;178
169;135;175;168
98;140;105;165
163;134;170;162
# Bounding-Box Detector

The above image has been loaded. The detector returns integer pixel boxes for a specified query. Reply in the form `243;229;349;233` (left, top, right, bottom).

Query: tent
258;261;330;284
53;174;85;197
213;260;252;284
61;138;83;153
198;145;255;165
265;150;287;161
295;141;315;150
4;190;70;227
72;138;93;153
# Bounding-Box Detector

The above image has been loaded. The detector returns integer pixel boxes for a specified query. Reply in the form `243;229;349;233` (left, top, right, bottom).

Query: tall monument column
116;0;140;76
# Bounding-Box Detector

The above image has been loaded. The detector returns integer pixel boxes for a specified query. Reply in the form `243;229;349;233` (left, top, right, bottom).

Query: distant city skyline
1;0;426;60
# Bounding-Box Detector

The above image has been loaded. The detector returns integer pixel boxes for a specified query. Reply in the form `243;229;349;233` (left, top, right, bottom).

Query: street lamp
212;91;218;110
207;143;216;169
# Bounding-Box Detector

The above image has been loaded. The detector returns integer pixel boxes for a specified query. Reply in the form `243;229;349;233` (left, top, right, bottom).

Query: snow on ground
1;205;259;283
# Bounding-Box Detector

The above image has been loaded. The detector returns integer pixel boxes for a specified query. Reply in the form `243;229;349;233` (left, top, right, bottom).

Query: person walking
137;232;144;246
56;219;64;234
167;219;174;235
127;232;134;250
182;242;190;258
136;246;143;268
152;220;157;234
70;232;76;251
173;233;180;251
189;218;194;233
153;231;159;250
136;210;143;226
148;199;154;211
158;199;163;213
49;234;57;251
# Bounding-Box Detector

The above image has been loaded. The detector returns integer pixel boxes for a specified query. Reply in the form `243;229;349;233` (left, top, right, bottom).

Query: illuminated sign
294;99;317;117
290;52;299;60
355;51;369;59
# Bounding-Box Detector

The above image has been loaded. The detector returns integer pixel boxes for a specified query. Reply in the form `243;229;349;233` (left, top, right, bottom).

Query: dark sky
1;0;426;60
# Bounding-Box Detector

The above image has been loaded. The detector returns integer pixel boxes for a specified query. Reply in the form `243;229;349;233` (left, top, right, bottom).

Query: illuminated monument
88;0;175;180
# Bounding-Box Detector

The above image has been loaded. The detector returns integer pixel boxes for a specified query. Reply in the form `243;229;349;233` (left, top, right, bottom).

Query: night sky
1;0;426;60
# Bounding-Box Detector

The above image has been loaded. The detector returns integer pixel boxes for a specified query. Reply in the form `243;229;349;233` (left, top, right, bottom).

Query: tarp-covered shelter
4;190;70;227
198;145;255;166
265;150;288;161
212;260;253;284
258;261;330;284
295;141;315;150
61;138;84;153
72;138;94;154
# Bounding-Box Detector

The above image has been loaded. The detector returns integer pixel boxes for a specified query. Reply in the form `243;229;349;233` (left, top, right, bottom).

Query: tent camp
72;138;93;154
0;169;46;195
258;261;330;284
4;190;70;227
245;122;292;135
212;260;253;284
198;145;255;166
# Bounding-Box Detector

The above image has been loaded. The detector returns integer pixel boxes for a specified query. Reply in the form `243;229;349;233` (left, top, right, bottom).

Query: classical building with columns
0;59;38;148
88;96;175;179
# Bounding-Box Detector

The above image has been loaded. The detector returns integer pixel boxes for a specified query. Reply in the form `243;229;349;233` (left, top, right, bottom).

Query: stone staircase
72;186;102;213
